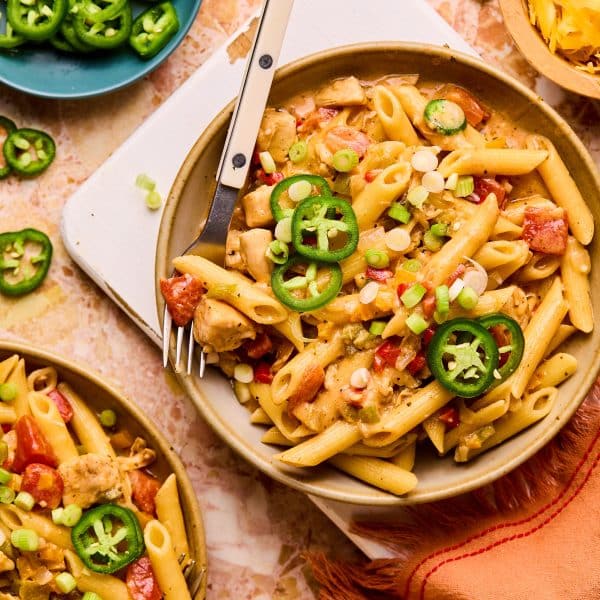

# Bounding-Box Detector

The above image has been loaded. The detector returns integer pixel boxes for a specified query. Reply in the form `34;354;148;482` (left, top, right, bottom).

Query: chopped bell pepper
129;1;179;59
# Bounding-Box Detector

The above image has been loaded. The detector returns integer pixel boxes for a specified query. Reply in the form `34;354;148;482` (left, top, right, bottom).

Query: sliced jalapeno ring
129;1;179;59
477;312;525;381
0;20;26;49
81;0;127;23
270;174;332;222
426;317;499;398
73;2;132;49
271;256;342;312
0;117;17;180
3;128;56;177
291;195;359;263
7;0;68;41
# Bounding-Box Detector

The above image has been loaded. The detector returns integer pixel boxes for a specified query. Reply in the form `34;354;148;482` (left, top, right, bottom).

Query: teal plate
0;0;202;99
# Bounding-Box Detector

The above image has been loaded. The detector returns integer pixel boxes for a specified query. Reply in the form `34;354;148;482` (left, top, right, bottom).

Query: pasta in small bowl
157;43;600;505
0;341;207;599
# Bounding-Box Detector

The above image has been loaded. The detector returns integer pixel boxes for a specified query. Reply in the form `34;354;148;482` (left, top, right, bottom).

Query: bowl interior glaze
156;43;600;505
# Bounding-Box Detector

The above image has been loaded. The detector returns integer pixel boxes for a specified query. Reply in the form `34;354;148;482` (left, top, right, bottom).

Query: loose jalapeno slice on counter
129;1;179;59
426;317;499;398
271;256;342;312
270;174;332;222
73;2;131;49
3;128;55;176
0;117;17;180
477;313;524;381
71;504;144;574
6;0;68;41
0;229;53;297
291;195;359;263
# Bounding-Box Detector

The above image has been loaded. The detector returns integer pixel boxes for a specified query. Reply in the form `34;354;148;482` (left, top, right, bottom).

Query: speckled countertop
1;0;599;597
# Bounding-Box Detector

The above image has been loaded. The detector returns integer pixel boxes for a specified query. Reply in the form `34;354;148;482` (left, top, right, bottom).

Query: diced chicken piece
522;206;568;255
14;580;50;600
58;453;123;509
256;108;296;163
193;297;256;353
241;185;275;228
315;76;366;107
324;126;371;158
225;230;245;270
117;437;156;471
239;229;273;283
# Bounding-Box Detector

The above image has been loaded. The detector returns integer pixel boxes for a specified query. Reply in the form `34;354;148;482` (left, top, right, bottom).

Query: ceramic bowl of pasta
0;341;207;598
499;0;600;100
157;43;600;505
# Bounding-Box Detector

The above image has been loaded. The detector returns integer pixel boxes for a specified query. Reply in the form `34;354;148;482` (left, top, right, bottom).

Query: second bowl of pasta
157;43;600;505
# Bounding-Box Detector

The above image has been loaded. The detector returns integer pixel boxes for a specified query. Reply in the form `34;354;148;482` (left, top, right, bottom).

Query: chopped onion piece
422;171;445;194
463;257;489;295
274;217;293;243
385;227;411;252
350;367;371;389
448;277;465;301
411;149;438;172
359;281;380;304
259;151;276;174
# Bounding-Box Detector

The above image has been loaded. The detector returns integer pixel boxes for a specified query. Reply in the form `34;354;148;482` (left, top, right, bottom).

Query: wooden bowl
0;341;208;599
156;43;600;505
500;0;600;99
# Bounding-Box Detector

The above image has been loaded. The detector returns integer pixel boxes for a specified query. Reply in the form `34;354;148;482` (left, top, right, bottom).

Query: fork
162;0;295;375
179;554;207;598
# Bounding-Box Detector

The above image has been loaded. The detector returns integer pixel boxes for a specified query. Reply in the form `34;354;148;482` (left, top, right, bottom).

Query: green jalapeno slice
269;174;332;222
3;128;56;176
6;0;68;41
73;2;131;49
477;313;525;381
129;1;179;59
0;117;17;180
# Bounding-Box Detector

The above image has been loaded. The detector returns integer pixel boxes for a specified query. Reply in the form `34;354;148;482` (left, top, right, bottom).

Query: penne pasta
437;148;548;177
155;474;190;568
374;85;420;145
561;236;593;332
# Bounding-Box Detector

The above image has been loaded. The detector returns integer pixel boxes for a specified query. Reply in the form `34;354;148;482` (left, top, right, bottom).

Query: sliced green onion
388;203;411;223
433;310;447;324
288;140;308;163
0;486;14;504
11;529;38;552
445;173;459;190
266;240;289;265
0;468;11;486
61;504;82;527
52;507;64;525
0;383;17;403
457;286;479;310
259;151;276;174
288;180;313;202
369;321;387;336
402;259;421;272
135;173;156;191
454;175;474;198
400;283;426;308
55;572;77;594
435;285;450;315
406;313;428;335
358;405;380;423
99;409;116;428
82;592;103;600
332;149;359;173
365;249;390;269
430;223;448;237
14;491;35;512
406;185;429;209
146;190;162;211
423;230;444;252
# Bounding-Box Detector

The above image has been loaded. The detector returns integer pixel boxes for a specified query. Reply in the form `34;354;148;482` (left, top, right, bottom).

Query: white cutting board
62;0;476;559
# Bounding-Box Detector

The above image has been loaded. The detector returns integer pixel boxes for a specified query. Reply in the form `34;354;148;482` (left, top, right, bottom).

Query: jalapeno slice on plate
0;228;53;297
7;0;68;41
271;256;342;312
73;2;132;49
270;174;332;222
71;504;144;574
291;195;359;263
477;312;524;381
129;1;179;59
426;317;499;397
0;117;17;180
0;20;26;49
3;128;56;176
81;0;127;23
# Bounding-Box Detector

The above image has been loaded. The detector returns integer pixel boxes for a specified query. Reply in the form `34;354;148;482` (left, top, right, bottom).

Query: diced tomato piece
364;170;380;183
126;557;162;600
422;294;436;319
373;354;386;374
438;406;460;429
366;266;393;282
12;416;57;473
256;169;284;186
251;148;261;166
21;463;63;509
436;84;490;127
325;126;371;158
254;362;273;384
422;326;436;348
287;364;325;417
397;283;409;299
245;333;273;360
467;177;507;206
1;425;10;434
128;470;161;515
522;206;568;255
303;235;317;247
160;273;204;328
299;107;339;132
407;352;427;376
375;340;402;371
47;389;73;423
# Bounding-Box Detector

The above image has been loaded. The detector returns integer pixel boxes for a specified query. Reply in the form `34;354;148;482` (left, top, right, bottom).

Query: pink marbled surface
1;0;599;597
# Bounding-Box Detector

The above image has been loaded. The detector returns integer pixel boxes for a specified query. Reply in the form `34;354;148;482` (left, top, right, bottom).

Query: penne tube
272;312;305;352
249;407;272;425
391;440;416;471
515;253;560;283
26;367;57;395
437;148;548;177
510;277;568;399
250;382;304;441
0;355;18;384
261;427;291;446
0;405;16;425
474;240;530;271
6;359;30;418
502;195;555;225
374;85;420;145
311;288;395;324
328;455;418;496
423;415;445;454
155;474;190;568
450;287;516;319
526;134;594;244
65;550;130;600
419;193;499;288
561;236;593;333
545;324;577;357
382;307;408;339
492;216;523;240
173;255;288;325
527;353;577;391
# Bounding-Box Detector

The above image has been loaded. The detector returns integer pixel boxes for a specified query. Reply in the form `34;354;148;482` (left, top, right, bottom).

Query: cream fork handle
217;0;295;189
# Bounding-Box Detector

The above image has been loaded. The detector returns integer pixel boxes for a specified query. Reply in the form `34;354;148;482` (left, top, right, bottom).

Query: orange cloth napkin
309;384;600;599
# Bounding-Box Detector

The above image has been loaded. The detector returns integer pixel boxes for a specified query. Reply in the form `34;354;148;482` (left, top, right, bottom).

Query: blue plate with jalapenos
0;0;202;99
